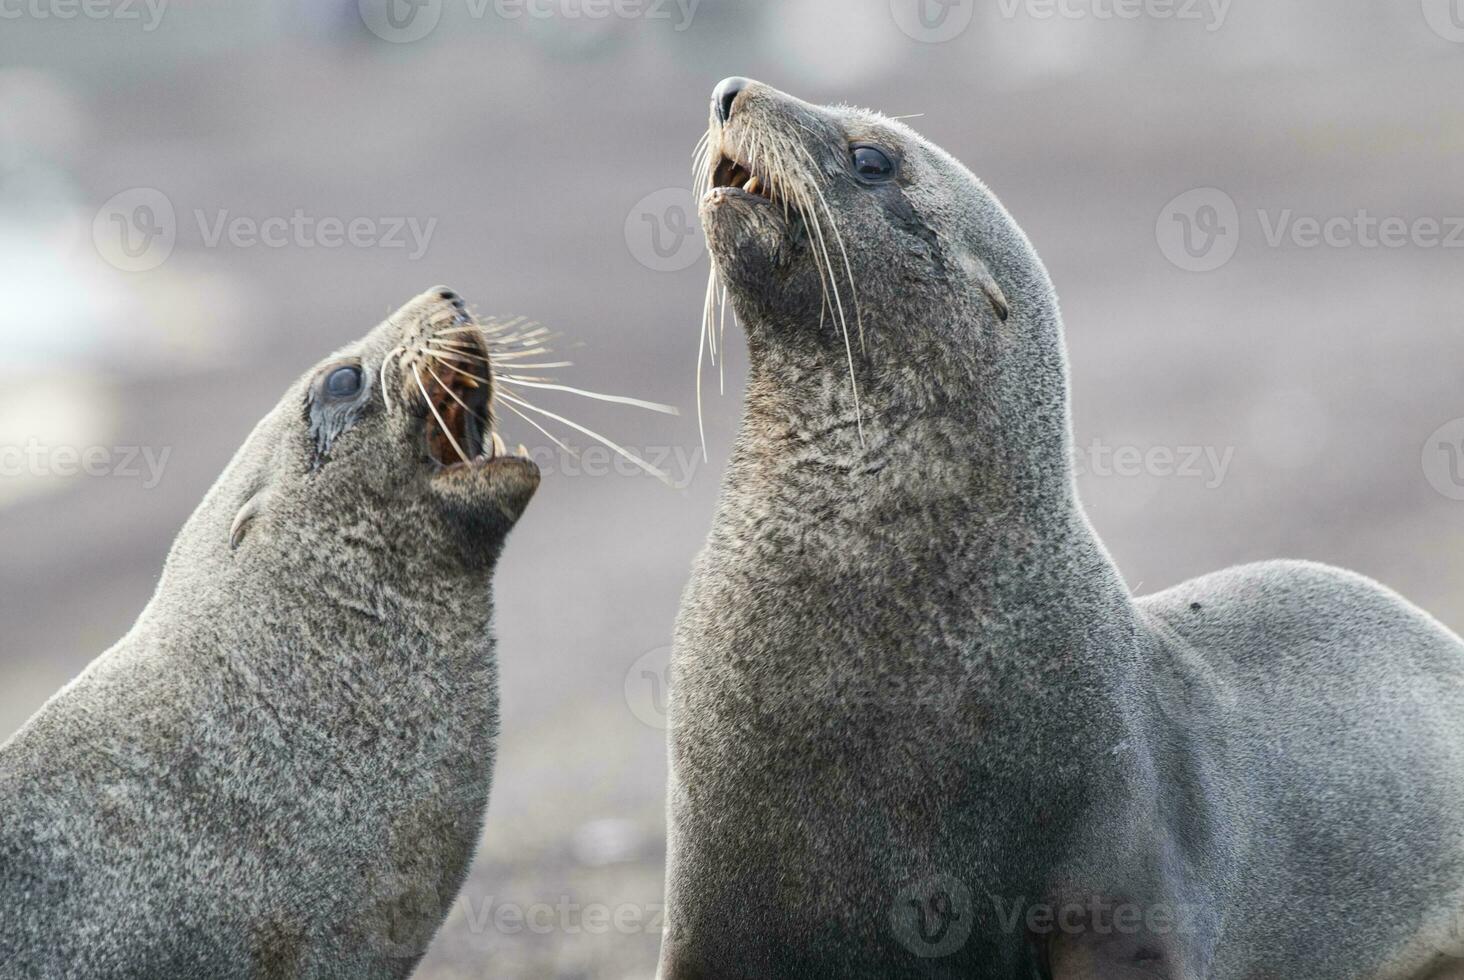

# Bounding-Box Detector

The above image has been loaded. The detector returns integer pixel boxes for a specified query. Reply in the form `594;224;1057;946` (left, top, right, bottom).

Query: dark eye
325;365;363;399
851;145;896;181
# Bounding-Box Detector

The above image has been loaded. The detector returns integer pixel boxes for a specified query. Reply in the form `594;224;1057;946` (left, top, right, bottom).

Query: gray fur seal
0;287;538;978
660;77;1464;979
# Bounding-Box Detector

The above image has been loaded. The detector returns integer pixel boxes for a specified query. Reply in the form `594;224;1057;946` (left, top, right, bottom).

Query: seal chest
662;79;1464;980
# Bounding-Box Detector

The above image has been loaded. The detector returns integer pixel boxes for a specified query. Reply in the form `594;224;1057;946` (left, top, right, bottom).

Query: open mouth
420;326;506;470
711;152;776;204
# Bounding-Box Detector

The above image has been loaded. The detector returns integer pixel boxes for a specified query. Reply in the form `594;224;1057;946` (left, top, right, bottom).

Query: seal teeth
491;432;507;459
713;154;771;201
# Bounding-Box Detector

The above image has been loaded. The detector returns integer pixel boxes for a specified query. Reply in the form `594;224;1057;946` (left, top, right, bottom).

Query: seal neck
718;308;1140;673
733;326;1078;523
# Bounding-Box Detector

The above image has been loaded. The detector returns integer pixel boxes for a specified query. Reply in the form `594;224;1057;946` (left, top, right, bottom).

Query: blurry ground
2;2;1464;977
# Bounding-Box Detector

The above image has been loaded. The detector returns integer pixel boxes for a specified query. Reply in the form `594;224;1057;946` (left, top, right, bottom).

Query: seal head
695;77;1043;465
223;285;540;579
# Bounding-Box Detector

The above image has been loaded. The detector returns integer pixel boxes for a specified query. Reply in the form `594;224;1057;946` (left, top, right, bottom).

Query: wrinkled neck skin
125;473;505;778
706;281;1140;676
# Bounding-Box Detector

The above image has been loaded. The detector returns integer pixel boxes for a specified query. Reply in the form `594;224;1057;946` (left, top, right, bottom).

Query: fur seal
0;287;539;978
660;77;1464;979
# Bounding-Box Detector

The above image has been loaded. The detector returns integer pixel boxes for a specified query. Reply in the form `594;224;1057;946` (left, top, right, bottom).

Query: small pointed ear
230;490;267;551
982;280;1010;322
956;249;1011;323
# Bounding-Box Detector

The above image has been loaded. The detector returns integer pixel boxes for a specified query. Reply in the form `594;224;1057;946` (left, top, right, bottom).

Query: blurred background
3;0;1464;975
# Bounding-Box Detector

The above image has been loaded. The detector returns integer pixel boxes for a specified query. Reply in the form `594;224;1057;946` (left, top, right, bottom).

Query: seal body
660;80;1464;979
0;288;539;978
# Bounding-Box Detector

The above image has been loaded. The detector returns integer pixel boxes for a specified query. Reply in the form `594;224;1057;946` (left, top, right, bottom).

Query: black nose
713;76;751;124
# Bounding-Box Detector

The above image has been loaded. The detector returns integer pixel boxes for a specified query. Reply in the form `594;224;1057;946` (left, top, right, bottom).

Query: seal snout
703;77;779;207
387;286;529;474
415;301;540;527
436;286;467;314
713;76;752;124
421;343;496;467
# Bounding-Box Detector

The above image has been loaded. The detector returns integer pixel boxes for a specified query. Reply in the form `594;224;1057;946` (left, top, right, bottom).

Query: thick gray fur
0;288;539;979
660;80;1464;979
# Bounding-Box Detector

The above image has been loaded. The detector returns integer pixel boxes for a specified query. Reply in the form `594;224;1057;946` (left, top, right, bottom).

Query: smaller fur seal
0;287;538;978
661;78;1464;979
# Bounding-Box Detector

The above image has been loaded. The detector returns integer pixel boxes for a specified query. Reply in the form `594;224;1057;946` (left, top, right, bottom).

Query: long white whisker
718;284;728;396
795;177;865;446
379;344;406;415
704;247;719;367
696;270;711;463
424;361;492;427
488;348;554;361
796;184;836;334
498;379;679;415
414;368;471;465
433;324;496;339
422;344;488;370
498;398;578;457
426;336;490;354
477;315;529;332
797;143;866;353
421;353;492;388
497;391;674;485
